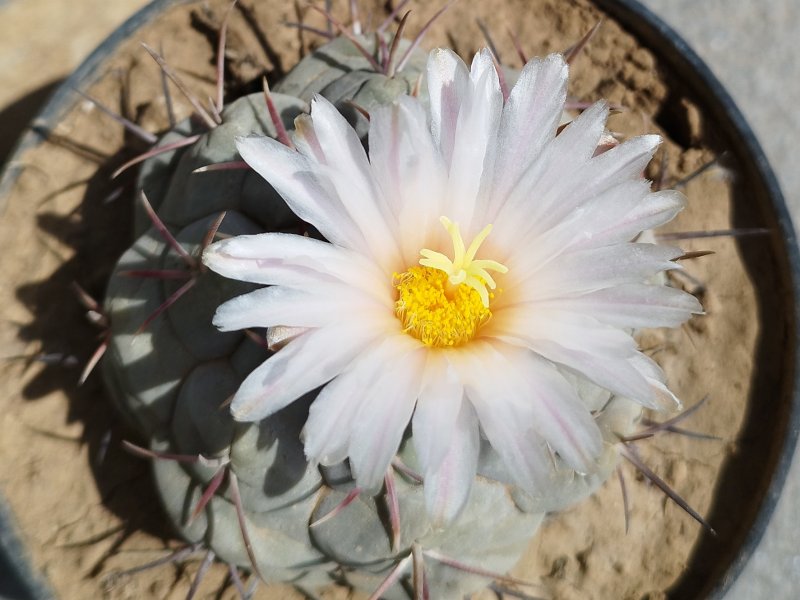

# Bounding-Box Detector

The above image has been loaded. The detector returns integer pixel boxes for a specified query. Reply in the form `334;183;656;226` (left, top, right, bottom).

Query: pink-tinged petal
369;96;448;261
569;189;687;251
628;353;682;410
236;135;366;251
487;307;639;358
412;352;463;473
203;233;389;303
447;342;552;493
539;284;703;329
581;134;661;193
514;243;683;299
481;53;568;223
302;335;417;466
511;348;603;473
292;113;325;162
505;131;660;248
302;352;376;466
421;399;480;526
547;101;611;164
639;377;681;411
348;339;427;493
629;351;667;383
492;100;608;243
516;339;659;409
230;323;380;421
529;134;662;235
446;49;503;230
266;325;308;350
427;48;470;168
306;96;402;268
512;180;652;268
212;284;388;331
498;132;662;248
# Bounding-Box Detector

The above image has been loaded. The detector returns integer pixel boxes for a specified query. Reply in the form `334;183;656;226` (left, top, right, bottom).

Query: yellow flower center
394;216;508;348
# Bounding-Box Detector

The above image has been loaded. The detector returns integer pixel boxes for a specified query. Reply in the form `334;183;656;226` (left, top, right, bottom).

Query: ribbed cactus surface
101;34;640;598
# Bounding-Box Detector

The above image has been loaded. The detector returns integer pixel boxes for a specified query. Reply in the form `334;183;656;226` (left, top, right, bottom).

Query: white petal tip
641;133;662;152
230;408;252;422
230;395;265;423
201;243;222;269
234;134;260;152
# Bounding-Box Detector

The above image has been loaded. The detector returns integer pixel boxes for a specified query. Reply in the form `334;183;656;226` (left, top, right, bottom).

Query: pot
0;0;796;598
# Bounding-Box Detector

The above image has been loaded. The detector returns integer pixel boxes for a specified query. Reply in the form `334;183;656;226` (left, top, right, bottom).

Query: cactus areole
102;29;699;598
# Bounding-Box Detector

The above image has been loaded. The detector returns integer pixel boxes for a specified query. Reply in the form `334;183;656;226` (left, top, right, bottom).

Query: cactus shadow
13;136;175;543
257;394;316;498
0;80;62;167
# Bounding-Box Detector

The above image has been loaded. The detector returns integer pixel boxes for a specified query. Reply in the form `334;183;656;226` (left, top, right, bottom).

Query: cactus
99;15;696;599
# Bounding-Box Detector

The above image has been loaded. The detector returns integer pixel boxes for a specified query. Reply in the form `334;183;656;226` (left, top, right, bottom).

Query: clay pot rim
0;0;797;598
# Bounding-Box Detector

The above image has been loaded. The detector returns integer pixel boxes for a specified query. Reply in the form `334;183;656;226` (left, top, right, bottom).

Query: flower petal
492;100;609;244
236;135;365;251
480;53;568;223
457;340;604;476
540;284;703;329
347;339;426;492
369;96;447;261
531;134;663;234
515;243;683;299
303;335;425;493
304;96;402;268
580;134;662;196
213;284;388;331
512;180;652;267
518;339;669;410
412;352;464;473
628;353;681;410
447;342;553;493
426;48;470;168
203;233;389;303
445;49;504;230
513;349;604;473
230;323;380;421
496;115;660;251
420;398;480;526
569;189;687;251
488;307;639;358
302;339;394;467
530;128;661;238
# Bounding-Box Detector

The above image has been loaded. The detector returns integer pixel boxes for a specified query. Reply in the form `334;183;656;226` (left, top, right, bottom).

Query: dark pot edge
0;0;192;207
0;493;52;600
594;1;800;598
0;0;797;598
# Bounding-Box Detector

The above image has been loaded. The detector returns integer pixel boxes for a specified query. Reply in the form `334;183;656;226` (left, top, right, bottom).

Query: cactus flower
203;47;701;523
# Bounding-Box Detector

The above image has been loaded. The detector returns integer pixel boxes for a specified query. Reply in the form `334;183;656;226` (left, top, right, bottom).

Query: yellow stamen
420;216;508;308
394;217;508;348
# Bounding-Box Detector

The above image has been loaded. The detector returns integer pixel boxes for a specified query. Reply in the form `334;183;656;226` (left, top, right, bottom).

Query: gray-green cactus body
275;35;427;136
102;35;640;597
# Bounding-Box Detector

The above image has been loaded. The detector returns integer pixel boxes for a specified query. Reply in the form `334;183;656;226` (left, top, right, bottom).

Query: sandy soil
0;0;767;598
0;0;151;167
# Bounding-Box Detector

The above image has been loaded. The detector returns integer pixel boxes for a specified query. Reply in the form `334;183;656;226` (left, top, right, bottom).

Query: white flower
203;48;701;524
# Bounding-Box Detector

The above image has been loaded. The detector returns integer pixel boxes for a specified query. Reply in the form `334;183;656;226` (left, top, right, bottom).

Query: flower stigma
394;216;508;348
